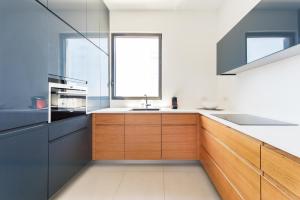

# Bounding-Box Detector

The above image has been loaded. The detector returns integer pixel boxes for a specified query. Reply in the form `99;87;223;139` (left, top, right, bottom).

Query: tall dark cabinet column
0;0;48;131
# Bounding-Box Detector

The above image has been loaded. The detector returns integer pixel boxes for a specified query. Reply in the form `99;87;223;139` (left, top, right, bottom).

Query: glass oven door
49;83;87;122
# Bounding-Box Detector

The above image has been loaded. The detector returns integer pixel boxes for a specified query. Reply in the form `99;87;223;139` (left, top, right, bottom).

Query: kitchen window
111;33;162;100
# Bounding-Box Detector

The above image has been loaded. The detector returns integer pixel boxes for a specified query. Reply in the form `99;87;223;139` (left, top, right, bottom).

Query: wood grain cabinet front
261;175;297;200
162;114;198;160
125;114;162;160
201;147;243;200
201;116;262;169
262;145;300;199
93;114;125;160
202;130;261;200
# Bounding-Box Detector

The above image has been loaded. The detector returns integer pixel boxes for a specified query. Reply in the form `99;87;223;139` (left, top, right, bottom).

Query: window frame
111;33;162;100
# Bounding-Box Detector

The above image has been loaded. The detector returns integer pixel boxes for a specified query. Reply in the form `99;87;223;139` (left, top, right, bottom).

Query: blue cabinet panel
100;52;110;108
87;0;101;48
99;0;110;53
47;10;87;81
0;0;48;131
48;116;91;197
49;115;88;141
48;0;87;36
0;124;48;200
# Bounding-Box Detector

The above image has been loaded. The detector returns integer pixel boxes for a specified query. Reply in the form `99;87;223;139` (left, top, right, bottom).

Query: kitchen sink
130;108;160;111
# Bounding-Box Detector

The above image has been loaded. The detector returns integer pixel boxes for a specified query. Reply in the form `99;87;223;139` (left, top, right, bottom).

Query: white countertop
93;108;300;158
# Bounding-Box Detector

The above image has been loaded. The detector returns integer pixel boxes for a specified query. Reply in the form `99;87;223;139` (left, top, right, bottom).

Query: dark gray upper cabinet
48;0;87;36
87;0;101;48
99;0;110;54
217;0;300;75
47;10;87;81
100;52;110;108
86;41;103;112
0;0;48;131
87;0;110;53
37;0;47;7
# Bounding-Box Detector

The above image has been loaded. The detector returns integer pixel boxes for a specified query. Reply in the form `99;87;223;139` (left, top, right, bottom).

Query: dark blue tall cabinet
0;0;110;199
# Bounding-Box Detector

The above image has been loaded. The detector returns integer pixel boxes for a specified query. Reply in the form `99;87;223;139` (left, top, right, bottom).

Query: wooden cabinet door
162;125;197;160
125;125;161;160
262;145;300;198
201;116;261;168
202;130;261;200
201;147;242;200
125;114;161;160
93;114;125;160
261;175;296;200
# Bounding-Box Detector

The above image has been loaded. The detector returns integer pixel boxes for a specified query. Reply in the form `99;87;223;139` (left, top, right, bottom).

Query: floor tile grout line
112;170;126;200
163;164;166;200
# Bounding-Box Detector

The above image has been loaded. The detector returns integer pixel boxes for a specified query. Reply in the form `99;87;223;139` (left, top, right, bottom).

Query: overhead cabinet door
48;0;87;36
0;0;48;131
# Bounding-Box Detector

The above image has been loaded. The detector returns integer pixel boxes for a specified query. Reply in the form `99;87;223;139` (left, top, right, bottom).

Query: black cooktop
212;114;298;126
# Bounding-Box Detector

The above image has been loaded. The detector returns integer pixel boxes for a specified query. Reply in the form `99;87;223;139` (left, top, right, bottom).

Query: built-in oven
48;81;87;123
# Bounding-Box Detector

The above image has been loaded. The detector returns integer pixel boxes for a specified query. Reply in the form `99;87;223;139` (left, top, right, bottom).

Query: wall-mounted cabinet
0;0;49;131
48;0;87;36
37;0;47;7
87;0;101;48
99;0;110;54
46;0;110;111
217;0;300;75
47;10;86;80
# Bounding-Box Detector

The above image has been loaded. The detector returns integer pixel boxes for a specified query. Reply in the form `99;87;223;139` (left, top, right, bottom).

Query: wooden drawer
162;125;197;160
162;151;197;160
94;125;124;144
202;130;261;200
162;114;198;125
125;114;161;125
125;151;161;160
163;143;196;152
126;143;161;152
93;124;124;160
201;147;243;200
262;145;300;198
94;114;124;125
95;143;124;152
93;151;124;160
125;124;161;160
162;126;197;143
125;125;161;142
261;175;296;200
201;116;262;168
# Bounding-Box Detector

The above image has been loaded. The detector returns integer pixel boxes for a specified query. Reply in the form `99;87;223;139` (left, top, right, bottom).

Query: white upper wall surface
104;0;224;11
110;11;218;108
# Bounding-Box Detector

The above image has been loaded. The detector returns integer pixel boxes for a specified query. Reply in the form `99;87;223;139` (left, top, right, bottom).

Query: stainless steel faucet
144;94;151;109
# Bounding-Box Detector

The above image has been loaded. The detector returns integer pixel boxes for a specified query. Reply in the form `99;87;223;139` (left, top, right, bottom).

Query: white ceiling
103;0;224;11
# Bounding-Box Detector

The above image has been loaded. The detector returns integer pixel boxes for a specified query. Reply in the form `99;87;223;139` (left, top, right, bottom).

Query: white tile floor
51;162;221;200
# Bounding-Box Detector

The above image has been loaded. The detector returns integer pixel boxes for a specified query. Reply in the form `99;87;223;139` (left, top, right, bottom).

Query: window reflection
246;32;295;63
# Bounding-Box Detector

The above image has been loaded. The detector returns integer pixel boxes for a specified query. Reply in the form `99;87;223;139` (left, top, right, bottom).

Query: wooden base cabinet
125;114;161;160
93;114;125;160
162;125;197;160
262;145;300;199
261;175;297;200
202;130;261;200
162;114;198;160
201;147;242;200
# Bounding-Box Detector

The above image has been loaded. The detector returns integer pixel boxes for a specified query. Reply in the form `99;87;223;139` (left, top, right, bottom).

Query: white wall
217;0;300;124
109;11;218;109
